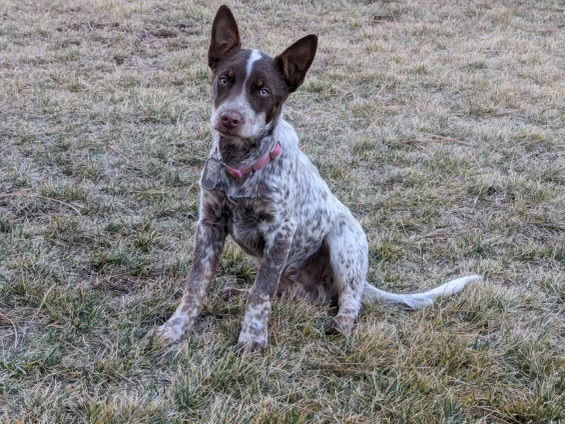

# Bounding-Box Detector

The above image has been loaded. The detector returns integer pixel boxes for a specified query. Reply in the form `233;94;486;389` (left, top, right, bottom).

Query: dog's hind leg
325;215;369;336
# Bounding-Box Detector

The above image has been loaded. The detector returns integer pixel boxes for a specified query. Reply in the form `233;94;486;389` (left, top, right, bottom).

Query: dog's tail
362;275;482;309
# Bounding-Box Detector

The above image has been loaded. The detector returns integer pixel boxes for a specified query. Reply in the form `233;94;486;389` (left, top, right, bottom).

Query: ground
0;0;564;422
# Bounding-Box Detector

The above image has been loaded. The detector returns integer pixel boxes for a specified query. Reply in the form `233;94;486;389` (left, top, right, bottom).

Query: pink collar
225;142;283;179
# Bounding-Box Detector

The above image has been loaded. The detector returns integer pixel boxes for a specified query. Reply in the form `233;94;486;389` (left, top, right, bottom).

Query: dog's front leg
157;192;227;342
238;219;296;353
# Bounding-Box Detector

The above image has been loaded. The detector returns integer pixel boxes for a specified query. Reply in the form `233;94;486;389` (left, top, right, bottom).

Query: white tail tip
363;275;483;309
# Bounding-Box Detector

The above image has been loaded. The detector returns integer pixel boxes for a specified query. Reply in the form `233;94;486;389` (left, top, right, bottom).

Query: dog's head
208;5;317;143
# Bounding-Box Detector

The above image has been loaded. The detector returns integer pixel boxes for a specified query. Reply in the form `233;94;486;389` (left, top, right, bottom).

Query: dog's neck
218;132;275;169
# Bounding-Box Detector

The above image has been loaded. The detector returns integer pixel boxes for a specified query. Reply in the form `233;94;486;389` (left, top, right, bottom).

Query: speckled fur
158;114;368;350
157;5;481;352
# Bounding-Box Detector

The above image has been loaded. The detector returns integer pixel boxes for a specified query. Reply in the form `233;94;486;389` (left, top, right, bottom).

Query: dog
157;5;482;352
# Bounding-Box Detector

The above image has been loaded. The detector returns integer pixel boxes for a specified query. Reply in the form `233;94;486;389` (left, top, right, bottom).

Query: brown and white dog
157;5;481;352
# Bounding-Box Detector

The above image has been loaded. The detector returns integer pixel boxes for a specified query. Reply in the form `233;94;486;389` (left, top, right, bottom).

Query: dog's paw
324;316;354;337
153;310;191;345
237;340;267;355
237;330;268;354
154;322;185;345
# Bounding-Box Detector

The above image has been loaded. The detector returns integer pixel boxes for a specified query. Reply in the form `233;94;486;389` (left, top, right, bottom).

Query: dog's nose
220;110;244;130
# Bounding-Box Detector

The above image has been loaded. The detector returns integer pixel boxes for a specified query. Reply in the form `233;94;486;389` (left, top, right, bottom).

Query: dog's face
208;5;317;143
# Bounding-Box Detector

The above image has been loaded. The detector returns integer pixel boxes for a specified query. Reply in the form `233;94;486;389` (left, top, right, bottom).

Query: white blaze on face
211;49;269;140
246;49;262;79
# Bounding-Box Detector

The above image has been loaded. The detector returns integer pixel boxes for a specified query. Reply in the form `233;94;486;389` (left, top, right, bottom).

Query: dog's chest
226;198;273;257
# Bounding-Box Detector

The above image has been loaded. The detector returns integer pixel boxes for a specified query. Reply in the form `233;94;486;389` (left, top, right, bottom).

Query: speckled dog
157;5;482;352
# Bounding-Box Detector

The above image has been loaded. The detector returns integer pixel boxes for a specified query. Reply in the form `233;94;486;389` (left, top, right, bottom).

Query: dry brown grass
1;0;564;422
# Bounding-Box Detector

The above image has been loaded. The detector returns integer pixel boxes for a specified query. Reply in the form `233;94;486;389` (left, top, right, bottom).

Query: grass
1;0;564;422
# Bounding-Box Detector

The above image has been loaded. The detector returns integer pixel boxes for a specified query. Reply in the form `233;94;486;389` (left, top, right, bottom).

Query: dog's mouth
214;126;240;138
214;127;258;146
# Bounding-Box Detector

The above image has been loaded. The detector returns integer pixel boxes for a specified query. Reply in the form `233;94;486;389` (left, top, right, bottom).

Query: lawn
0;0;563;422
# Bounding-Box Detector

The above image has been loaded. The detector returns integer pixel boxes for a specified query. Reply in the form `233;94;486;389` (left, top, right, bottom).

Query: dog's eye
259;87;270;97
218;76;229;86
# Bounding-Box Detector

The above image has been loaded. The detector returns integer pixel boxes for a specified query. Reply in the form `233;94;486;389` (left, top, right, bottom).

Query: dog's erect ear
275;34;318;93
208;5;241;70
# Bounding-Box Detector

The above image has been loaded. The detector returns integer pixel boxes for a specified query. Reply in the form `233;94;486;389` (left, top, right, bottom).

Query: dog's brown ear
275;34;318;93
208;5;241;70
